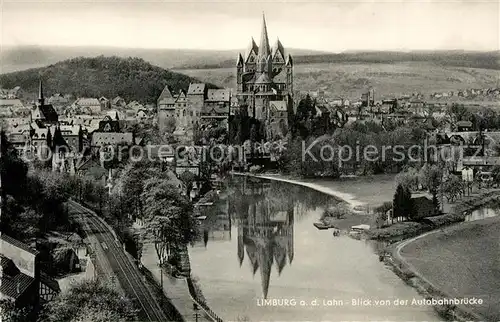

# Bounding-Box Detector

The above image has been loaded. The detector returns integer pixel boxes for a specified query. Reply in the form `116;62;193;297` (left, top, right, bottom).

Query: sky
1;0;498;52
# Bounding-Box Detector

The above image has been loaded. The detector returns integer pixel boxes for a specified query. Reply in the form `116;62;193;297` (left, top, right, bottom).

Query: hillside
176;62;500;101
177;50;500;70
0;45;329;74
0;56;216;104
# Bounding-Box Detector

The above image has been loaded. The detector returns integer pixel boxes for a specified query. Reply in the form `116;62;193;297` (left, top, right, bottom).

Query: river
465;206;500;222
188;175;439;321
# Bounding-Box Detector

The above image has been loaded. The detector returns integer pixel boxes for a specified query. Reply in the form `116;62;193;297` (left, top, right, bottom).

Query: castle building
157;83;232;143
236;14;294;125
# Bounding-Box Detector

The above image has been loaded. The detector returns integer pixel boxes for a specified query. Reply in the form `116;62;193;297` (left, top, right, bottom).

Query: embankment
385;214;500;322
368;189;500;240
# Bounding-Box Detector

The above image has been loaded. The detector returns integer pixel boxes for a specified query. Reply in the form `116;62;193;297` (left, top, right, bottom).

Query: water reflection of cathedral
234;179;294;299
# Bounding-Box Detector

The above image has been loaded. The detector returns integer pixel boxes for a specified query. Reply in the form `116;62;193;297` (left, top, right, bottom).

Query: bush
375;201;392;214
249;165;262;173
321;204;354;220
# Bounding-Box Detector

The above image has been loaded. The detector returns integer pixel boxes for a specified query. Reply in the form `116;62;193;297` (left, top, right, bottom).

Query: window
183;110;186;117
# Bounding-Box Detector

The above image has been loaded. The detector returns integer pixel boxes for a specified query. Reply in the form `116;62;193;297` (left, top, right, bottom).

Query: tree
393;184;413;221
0;299;30;322
441;175;464;203
447;103;471;125
492;165;500;187
395;167;420;191
375;201;393;215
374;201;393;227
141;178;198;270
43;279;138;322
419;164;443;212
179;171;196;198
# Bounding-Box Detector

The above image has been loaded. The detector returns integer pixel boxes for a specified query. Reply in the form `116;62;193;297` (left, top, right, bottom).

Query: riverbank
387;214;500;321
367;189;500;240
140;244;213;322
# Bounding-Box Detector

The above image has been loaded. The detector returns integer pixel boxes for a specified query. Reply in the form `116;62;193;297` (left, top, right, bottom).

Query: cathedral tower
235;13;294;135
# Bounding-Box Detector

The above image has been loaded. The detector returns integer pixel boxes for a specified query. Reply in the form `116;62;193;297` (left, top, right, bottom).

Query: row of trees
42;280;138;322
447;104;500;131
111;160;199;269
1;132;73;243
273;121;431;178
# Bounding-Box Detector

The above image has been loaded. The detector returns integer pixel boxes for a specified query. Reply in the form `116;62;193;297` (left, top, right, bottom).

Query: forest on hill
0;56;218;104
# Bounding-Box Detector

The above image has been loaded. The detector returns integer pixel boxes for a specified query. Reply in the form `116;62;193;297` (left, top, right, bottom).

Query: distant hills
1;46;498;74
0;56;216;104
0;45;330;74
179;50;500;70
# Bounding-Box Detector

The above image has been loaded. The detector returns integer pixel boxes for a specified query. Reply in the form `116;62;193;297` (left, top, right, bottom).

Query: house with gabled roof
73;97;101;114
1;234;60;310
126;100;144;111
111;96;126;108
99;96;110;109
202;89;231;119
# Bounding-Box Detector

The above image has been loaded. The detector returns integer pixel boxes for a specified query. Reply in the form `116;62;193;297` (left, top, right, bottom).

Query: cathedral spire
258;13;271;58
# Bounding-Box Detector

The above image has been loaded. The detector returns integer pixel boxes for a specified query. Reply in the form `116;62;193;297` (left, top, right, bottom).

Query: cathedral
236;14;294;126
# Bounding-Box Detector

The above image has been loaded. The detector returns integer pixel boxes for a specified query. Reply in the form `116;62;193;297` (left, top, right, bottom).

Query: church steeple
258;13;271;58
38;78;45;106
257;13;272;75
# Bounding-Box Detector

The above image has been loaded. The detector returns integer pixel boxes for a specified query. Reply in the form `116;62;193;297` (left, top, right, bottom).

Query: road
68;200;177;322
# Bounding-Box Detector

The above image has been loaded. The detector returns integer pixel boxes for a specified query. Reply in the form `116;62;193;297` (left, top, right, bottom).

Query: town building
0;99;25;116
0;234;60;311
235;14;294;126
111;96;126;108
456;120;473;132
90;116;135;153
99;97;110;110
157;84;233;142
0;86;22;99
157;85;177;133
47;93;70;106
32;80;58;126
126;101;144;111
72;98;101;114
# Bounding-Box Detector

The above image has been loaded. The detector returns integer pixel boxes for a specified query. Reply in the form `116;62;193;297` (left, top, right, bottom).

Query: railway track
68;200;177;321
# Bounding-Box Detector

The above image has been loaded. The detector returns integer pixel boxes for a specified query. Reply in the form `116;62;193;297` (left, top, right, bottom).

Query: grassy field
174;62;500;100
399;216;500;321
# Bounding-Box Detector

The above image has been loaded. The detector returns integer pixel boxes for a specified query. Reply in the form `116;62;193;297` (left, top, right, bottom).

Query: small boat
196;202;214;207
349;224;370;236
313;222;330;230
196;216;207;220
